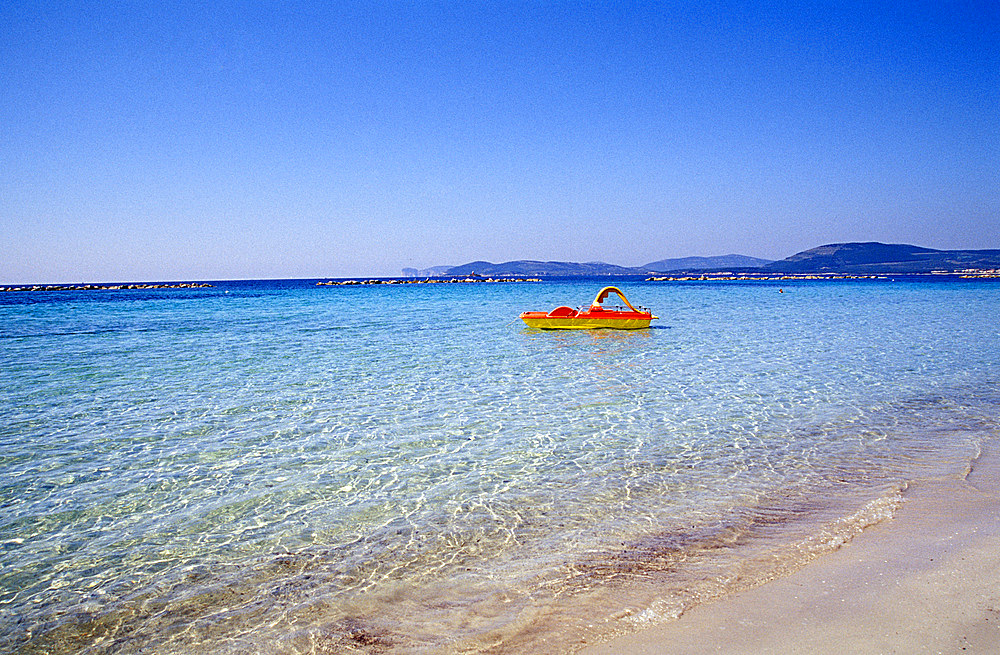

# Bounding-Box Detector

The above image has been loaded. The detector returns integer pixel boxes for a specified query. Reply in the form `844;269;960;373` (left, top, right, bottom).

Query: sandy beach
584;442;1000;654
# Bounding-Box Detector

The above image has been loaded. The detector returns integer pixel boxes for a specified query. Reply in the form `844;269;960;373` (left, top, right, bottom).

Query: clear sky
2;1;998;283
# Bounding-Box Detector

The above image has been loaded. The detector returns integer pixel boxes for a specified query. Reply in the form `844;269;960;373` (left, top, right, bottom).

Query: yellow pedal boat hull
520;313;653;329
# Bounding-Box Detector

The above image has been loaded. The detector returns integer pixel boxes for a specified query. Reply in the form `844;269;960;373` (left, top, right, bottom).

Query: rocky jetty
646;273;889;282
317;276;540;286
1;282;214;292
647;269;1000;282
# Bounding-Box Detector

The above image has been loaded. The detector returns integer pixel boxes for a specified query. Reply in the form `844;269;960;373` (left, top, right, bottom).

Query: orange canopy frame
590;286;641;312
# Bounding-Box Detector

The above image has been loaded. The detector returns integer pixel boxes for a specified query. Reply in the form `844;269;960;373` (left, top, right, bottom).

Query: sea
2;276;998;653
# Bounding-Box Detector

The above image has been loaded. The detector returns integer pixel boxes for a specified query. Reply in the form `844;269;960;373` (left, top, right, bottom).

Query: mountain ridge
443;260;649;276
645;254;774;272
403;243;1000;277
763;242;1000;273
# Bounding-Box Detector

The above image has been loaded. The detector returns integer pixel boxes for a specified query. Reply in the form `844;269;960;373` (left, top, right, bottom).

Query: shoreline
582;441;1000;654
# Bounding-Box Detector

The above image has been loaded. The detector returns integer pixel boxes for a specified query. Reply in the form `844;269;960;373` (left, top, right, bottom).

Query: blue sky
2;1;997;283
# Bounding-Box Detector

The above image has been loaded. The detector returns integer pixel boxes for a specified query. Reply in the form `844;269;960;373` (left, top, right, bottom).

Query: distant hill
443;260;649;276
644;254;773;272
765;242;1000;273
402;265;453;277
408;243;1000;278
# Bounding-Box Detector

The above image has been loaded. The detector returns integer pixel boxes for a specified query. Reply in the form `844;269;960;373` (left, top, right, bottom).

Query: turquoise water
2;278;999;653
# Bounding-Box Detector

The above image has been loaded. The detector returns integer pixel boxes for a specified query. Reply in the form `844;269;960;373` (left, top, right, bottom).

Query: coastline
583;441;1000;654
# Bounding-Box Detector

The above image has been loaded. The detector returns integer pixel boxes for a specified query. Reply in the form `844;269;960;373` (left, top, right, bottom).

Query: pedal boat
520;286;657;330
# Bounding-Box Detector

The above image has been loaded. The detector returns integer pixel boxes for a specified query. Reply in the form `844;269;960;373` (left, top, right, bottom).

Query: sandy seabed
583;442;1000;655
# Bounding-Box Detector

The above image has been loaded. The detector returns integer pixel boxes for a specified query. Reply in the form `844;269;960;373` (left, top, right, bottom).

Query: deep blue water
2;277;998;653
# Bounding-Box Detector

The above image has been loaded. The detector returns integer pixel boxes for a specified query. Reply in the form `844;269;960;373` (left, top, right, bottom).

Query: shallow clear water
2;277;998;653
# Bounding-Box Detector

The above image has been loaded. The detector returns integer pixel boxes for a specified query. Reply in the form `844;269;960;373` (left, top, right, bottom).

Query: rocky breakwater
646;274;888;282
1;282;214;292
317;276;541;286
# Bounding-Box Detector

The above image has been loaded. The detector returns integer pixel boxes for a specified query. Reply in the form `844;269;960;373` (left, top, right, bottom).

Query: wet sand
584;442;1000;654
